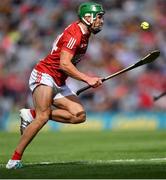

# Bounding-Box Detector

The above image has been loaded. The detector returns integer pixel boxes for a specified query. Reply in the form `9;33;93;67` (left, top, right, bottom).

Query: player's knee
71;111;86;124
36;109;51;124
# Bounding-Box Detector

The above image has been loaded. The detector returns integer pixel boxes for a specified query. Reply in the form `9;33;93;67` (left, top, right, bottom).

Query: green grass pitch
1;130;166;178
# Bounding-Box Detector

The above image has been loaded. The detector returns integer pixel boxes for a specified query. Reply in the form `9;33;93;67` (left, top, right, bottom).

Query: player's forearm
60;61;88;82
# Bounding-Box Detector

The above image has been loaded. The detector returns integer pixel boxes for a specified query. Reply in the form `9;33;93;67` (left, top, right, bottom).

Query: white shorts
29;69;76;99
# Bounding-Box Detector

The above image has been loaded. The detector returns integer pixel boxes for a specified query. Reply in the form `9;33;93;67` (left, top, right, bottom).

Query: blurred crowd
0;0;166;128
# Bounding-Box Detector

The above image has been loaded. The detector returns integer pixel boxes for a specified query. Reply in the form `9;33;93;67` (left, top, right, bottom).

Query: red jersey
35;21;90;86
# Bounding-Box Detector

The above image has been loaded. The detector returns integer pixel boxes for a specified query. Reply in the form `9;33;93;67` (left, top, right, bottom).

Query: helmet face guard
78;2;105;32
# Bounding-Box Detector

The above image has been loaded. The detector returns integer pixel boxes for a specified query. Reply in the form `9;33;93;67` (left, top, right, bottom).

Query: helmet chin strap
82;13;94;26
82;14;101;34
82;17;91;26
90;13;93;24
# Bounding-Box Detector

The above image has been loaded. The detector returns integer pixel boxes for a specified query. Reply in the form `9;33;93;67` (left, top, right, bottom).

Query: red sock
12;151;22;160
30;109;36;119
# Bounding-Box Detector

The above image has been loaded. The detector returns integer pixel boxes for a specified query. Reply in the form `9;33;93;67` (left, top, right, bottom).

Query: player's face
90;14;104;34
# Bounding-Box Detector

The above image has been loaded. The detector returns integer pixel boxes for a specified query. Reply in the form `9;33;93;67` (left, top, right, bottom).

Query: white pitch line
1;158;166;167
94;158;166;163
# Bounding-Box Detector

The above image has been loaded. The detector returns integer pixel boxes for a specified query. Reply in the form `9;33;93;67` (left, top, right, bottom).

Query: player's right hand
86;76;102;88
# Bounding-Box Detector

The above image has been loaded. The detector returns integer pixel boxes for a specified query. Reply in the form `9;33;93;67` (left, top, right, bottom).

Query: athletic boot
6;159;23;169
20;109;34;135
